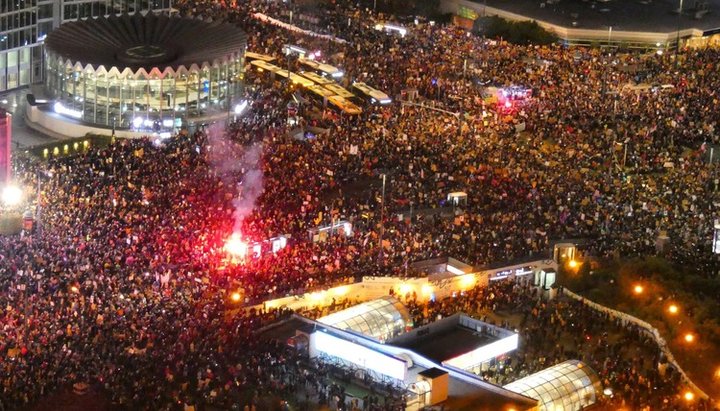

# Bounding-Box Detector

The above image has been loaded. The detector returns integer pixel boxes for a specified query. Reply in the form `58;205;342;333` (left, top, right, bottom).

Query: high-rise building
0;0;175;92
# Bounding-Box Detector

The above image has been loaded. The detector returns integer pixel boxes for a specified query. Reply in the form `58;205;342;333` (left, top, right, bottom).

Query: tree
477;16;558;46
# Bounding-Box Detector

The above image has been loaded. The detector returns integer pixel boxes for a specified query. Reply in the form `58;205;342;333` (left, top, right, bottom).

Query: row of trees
318;0;557;45
340;0;451;22
474;16;558;45
558;256;720;396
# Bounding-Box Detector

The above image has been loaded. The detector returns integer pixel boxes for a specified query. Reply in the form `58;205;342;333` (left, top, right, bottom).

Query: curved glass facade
45;59;245;130
318;296;411;342
1;1;176;93
503;360;602;411
43;13;246;131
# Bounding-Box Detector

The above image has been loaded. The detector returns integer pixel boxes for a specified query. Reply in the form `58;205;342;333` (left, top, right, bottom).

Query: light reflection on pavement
0;86;59;149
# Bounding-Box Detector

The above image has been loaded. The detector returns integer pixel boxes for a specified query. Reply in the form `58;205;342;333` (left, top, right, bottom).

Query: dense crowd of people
0;0;719;408
176;0;720;278
404;280;714;410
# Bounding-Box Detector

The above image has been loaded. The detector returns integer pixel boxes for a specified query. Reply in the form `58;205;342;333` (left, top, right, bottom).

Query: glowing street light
684;333;695;343
683;391;695;401
230;292;241;302
568;259;579;269
633;284;644;295
668;304;679;315
1;185;23;206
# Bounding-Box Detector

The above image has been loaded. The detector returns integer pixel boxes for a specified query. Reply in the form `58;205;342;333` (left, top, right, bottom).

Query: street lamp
668;304;679;314
35;169;52;232
683;391;695;401
1;184;23;207
632;284;644;295
684;333;695;343
675;0;684;68
379;173;386;263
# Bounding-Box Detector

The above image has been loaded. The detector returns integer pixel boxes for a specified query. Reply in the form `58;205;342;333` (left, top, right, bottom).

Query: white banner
252;13;349;44
563;289;709;401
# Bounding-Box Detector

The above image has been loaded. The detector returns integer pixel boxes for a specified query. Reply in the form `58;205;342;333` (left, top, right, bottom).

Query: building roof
393;324;497;363
405;365;536;411
44;13;247;72
503;360;603;411
317;296;410;341
474;0;720;33
410;257;475;278
418;367;448;379
262;313;537;410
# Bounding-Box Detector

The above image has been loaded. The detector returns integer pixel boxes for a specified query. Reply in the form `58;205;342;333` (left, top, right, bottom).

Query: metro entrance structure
264;258;603;410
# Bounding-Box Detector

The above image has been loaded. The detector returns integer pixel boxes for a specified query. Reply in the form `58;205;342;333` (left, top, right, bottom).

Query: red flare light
224;233;248;259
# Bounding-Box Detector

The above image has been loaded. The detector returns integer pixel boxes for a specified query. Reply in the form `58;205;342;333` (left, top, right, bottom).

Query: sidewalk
0;85;60;148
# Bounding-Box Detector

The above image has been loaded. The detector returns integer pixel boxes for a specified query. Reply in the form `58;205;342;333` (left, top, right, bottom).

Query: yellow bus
298;57;344;78
307;84;336;100
327;95;362;115
245;52;277;63
352;82;392;105
299;71;335;86
249;59;282;73
250;60;315;88
323;83;355;99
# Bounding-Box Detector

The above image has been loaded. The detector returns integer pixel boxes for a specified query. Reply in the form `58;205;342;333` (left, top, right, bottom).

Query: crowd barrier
252;13;349;44
247;259;716;402
252;259;556;313
562;289;711;402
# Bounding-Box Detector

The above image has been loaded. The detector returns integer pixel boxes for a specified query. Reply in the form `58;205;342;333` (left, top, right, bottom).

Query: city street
0;87;59;148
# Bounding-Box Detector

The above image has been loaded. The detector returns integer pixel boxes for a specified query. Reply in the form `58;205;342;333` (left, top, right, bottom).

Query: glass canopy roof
317;296;410;341
503;360;602;411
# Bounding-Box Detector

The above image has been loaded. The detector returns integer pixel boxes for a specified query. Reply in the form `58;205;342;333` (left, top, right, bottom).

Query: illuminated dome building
43;12;246;133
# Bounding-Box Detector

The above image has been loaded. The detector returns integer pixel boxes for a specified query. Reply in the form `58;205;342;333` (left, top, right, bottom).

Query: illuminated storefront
389;313;519;376
317;296;411;342
311;330;408;381
443;333;518;373
503;360;602;411
43;12;246;132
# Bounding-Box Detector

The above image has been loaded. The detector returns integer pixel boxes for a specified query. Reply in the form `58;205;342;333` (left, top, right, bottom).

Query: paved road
0;86;58;149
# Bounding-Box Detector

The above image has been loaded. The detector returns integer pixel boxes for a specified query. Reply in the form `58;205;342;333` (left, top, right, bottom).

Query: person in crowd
0;0;718;409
